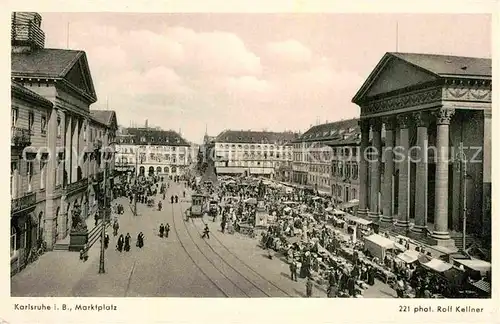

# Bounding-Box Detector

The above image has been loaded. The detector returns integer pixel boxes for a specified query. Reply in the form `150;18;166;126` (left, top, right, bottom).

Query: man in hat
289;261;298;282
306;277;313;297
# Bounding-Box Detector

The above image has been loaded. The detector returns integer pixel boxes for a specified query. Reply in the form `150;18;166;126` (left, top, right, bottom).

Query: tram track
171;203;249;297
169;203;230;297
189;215;294;297
176;198;293;297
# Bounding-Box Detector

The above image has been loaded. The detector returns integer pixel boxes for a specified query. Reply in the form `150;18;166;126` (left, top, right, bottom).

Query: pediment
353;53;439;103
63;54;97;101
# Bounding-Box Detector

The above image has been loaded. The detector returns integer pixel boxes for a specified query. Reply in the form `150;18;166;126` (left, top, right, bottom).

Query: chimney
145;119;148;129
11;12;45;53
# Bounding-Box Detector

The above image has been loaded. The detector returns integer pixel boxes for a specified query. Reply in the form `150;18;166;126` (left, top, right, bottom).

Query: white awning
396;250;420;263
344;214;372;226
422;258;453;272
454;259;491;274
364;234;395;250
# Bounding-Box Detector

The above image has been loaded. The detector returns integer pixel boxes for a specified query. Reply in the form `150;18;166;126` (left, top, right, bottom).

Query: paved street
12;181;323;297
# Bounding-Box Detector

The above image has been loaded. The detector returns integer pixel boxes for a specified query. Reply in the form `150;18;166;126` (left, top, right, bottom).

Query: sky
41;13;491;144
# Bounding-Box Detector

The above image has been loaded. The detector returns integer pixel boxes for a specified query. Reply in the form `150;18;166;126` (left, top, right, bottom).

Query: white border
0;1;498;323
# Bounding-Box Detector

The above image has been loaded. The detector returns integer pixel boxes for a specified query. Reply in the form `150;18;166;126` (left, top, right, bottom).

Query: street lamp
97;141;116;274
457;142;468;253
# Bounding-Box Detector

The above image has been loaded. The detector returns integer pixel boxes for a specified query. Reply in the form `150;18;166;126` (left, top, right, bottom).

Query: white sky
41;13;491;143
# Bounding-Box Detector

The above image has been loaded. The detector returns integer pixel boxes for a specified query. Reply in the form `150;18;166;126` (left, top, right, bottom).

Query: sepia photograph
9;10;492;301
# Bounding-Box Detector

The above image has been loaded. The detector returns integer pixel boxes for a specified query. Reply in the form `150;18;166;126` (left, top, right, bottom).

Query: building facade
11;12;117;270
292;119;360;197
352;52;491;247
114;127;191;178
213;130;296;179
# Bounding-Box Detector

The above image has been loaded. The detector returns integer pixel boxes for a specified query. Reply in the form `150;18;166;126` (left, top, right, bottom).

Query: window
41;114;47;135
83;123;87;141
11;108;18;127
40;160;47;189
28;111;35;133
27;161;33;192
11;226;17;257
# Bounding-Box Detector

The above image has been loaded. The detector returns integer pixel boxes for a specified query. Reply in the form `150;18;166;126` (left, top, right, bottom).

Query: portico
352;52;491;246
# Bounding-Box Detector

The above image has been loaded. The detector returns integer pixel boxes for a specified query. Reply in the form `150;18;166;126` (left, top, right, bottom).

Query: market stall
363;234;395;260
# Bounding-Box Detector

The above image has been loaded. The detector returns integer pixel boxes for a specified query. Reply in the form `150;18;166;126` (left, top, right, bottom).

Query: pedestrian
175;195;179;203
306;277;313;297
201;224;210;239
136;232;144;248
163;192;166;200
183;191;186;198
80;244;89;262
165;223;170;238
117;234;124;252
124;233;131;252
221;219;226;233
158;200;163;211
159;223;165;237
104;232;110;249
94;213;98;226
289;261;298;281
171;196;174;204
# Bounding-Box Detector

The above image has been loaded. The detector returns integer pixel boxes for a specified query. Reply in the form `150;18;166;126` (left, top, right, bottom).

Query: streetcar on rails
189;193;206;218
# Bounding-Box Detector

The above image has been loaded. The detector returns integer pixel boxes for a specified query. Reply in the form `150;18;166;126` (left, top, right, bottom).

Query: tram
190;193;205;217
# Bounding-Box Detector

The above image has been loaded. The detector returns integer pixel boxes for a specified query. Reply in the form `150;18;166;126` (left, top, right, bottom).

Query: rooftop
389;52;491;78
11;81;53;108
117;127;189;146
215;130;298;145
296;118;360;143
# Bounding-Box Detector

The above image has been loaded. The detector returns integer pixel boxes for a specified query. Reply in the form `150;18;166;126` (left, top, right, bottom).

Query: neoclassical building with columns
352;52;491;248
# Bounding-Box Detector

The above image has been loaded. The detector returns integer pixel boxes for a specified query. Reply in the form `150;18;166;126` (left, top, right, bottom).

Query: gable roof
215;130;298;144
11;81;53;108
11;48;97;103
117;128;190;147
90;110;117;130
390;52;491;78
297;118;359;143
352;52;492;104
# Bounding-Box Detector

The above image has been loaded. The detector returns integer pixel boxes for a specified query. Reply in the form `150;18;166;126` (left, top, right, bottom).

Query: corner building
352;52;491;248
10;12;117;267
114;127;191;179
213;130;296;179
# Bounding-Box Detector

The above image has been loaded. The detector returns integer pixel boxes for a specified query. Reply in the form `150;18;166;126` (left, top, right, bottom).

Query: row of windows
117;146;187;154
217;143;292;150
216;160;278;168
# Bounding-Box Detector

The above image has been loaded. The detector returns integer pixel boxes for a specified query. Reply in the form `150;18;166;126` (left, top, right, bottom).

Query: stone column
357;120;370;217
412;112;429;233
432;108;455;240
396;115;411;228
65;114;72;185
381;117;395;223
369;119;382;219
71;118;79;182
57;110;65;187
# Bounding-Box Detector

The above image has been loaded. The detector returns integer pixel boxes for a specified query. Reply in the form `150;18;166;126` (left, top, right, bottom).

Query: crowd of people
191;175;490;298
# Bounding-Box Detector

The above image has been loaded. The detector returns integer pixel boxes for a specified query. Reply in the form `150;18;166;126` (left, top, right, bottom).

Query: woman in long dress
124;233;131;252
117;234;124;252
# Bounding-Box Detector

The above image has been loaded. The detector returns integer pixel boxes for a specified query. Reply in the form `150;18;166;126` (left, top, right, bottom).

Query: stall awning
216;167;245;174
422;258;453;272
454;259;491;274
396;250;420;263
344;214;372;226
337;199;359;209
471;279;491;293
364;234;394;250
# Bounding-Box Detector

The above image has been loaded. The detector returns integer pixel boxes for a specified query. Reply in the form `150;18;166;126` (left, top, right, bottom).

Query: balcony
65;178;89;195
11;192;36;215
11;127;31;148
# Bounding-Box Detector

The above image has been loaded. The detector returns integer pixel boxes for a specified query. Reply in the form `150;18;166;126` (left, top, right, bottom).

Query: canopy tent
396;250;420;264
421;258;453;272
364;234;395;250
337;199;359;209
244;198;257;205
454;259;491;275
283;207;292;213
344;214;372;226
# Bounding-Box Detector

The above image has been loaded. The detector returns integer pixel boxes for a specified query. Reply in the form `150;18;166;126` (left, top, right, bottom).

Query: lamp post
98;141;116;274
